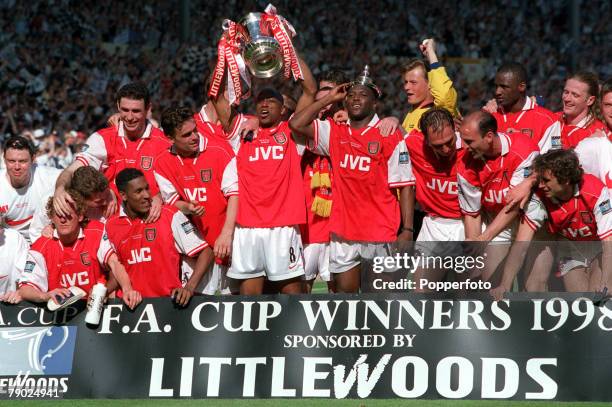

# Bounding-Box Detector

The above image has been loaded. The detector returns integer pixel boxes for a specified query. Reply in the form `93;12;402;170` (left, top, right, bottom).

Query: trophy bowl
240;12;284;79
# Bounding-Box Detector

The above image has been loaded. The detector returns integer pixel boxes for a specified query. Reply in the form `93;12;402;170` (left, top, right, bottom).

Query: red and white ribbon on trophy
208;20;251;105
261;4;304;81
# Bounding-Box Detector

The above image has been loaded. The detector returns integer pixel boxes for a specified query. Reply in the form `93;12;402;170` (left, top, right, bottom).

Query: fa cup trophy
240;12;284;79
208;4;304;105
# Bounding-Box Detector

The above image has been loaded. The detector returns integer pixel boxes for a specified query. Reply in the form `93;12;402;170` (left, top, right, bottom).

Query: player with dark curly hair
491;149;612;299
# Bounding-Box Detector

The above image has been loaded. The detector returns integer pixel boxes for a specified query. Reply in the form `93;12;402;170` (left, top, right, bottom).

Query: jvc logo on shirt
127;247;152;265
184;188;207;202
563;226;593;239
339;154;371;172
248;146;284;161
484;188;510;204
60;271;90;288
426;178;458;195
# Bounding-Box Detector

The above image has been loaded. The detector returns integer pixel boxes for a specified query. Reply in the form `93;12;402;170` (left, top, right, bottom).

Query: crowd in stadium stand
1;0;610;164
0;1;611;305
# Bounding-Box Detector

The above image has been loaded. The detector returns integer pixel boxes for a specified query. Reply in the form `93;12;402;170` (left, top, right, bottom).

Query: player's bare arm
214;195;238;259
478;204;521;242
0;290;22;304
377;116;404;137
463;213;483;240
293;52;317;114
18;285;71;304
174;200;206;217
398;186;416;242
172;246;214;307
420;38;439;65
596;236;612;293
504;173;538;213
144;194;163;223
490;221;537;301
106;252;142;310
209;65;239;134
289;83;349;139
53;160;85;217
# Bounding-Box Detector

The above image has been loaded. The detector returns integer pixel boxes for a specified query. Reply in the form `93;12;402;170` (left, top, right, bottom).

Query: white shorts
228;225;305;281
416;216;464;257
181;257;232;295
303;242;331;282
556;239;602;277
483;213;517;244
330;236;397;274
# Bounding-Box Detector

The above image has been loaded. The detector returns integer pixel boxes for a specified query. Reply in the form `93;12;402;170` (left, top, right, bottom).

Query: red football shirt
154;134;238;247
405;130;464;219
457;132;539;217
492;97;556;150
310;115;415;242
524;174;612;241
300;151;331;244
105;205;208;297
19;220;114;293
194;105;254;154
75;122;171;196
540;113;607;151
236;120;307;228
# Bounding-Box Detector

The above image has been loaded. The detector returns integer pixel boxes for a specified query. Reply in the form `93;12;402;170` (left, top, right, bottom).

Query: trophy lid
350;65;382;99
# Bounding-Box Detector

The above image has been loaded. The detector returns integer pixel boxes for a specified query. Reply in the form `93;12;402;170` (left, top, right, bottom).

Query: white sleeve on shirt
28;200;51;244
387;141;415;187
575;137;612;192
18;250;49;292
74;132;107;171
457;173;482;215
594;188;612;239
510;151;539;187
154;171;180;205
170;211;209;257
221;157;239;197
523;195;548;231
0;230;29;294
97;229;115;266
538;122;561;153
308;119;331;156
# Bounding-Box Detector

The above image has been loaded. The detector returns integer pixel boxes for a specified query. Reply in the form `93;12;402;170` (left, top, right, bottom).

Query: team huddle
1;37;612;308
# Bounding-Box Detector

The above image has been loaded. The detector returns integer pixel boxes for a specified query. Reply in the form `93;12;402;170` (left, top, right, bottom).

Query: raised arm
210;85;239;133
53;160;85;216
294;53;318;114
290;83;349;138
422;39;458;115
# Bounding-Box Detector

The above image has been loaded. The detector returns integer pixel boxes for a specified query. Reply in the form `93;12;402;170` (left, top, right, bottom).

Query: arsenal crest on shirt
273;132;287;145
580;211;594;224
145;228;156;241
141;156;153;170
80;252;91;266
200;169;212;183
368;141;380;154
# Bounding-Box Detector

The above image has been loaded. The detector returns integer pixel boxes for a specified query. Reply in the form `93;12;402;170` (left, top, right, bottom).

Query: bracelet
401;227;414;233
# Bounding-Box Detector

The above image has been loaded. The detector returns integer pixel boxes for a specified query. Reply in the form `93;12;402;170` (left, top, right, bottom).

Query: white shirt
574;137;612;191
0;165;60;242
0;228;29;295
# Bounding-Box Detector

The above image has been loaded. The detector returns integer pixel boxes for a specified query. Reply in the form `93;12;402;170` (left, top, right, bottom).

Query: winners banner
1;293;612;401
